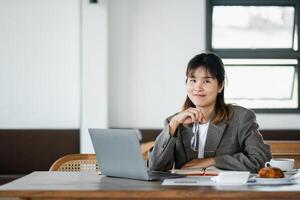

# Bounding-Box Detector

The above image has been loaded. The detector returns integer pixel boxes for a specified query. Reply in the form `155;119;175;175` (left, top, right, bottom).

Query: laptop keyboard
148;171;185;180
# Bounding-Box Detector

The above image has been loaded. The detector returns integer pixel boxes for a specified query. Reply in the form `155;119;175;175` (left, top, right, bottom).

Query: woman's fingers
182;109;199;124
189;108;208;123
187;108;199;121
186;111;196;122
177;107;208;125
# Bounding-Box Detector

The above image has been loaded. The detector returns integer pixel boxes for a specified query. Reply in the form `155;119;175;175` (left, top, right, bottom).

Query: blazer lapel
204;122;228;157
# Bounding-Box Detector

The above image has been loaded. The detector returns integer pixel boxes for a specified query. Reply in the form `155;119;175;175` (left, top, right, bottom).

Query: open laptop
89;128;185;181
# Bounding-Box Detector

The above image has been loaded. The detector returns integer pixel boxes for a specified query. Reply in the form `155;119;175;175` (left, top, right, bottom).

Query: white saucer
284;169;298;173
254;177;294;185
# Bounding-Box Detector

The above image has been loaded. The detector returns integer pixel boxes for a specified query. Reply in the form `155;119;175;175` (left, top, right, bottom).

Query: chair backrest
49;154;99;172
141;141;155;160
50;141;155;172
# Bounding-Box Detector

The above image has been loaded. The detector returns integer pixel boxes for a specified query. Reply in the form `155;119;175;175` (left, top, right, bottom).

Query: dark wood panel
0;130;79;174
261;130;300;140
139;129;161;143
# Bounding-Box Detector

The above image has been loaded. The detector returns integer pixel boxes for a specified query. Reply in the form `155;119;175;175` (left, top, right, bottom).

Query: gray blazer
148;105;272;173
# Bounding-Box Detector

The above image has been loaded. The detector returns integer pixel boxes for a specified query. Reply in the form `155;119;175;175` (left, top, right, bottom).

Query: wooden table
1;172;300;200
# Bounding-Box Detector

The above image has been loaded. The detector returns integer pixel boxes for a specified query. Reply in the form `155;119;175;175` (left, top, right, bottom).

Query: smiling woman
148;52;272;173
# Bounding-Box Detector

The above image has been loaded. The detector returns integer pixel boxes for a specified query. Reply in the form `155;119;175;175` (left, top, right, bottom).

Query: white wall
107;0;300;130
0;0;80;128
108;0;206;128
257;114;300;130
80;0;108;153
0;0;108;153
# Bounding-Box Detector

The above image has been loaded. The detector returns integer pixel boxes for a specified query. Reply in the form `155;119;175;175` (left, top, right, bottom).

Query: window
206;0;300;113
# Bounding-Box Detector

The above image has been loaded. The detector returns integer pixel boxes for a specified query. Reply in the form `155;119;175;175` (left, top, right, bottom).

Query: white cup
211;171;250;185
265;158;295;171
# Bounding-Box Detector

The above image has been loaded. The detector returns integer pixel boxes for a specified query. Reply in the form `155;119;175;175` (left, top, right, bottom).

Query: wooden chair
141;141;155;160
49;154;99;172
50;141;155;172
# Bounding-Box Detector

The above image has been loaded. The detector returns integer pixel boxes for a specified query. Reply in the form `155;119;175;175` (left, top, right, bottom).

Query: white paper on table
162;176;216;186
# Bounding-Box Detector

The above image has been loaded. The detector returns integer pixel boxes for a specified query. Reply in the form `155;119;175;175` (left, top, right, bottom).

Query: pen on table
202;168;207;176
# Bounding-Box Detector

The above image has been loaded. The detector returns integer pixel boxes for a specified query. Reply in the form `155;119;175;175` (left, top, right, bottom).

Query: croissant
258;166;284;178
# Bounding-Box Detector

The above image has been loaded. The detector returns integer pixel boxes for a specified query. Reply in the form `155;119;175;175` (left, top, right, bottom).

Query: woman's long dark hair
183;52;232;124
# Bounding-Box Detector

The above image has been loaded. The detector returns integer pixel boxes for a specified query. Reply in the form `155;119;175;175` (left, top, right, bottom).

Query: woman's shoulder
230;105;256;119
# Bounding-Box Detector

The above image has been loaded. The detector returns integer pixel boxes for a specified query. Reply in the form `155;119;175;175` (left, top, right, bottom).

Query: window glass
212;6;295;49
224;64;298;109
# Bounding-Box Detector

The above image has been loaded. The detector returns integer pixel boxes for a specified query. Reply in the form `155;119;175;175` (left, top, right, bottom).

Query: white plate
284;169;298;173
254;177;294;185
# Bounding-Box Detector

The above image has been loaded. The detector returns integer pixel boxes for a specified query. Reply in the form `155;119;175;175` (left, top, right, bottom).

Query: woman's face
186;67;223;109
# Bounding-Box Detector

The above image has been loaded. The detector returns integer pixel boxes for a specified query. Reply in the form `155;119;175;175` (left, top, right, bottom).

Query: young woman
148;53;271;173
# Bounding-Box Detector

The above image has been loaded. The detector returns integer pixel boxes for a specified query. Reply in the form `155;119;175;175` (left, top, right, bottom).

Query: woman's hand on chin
181;158;215;169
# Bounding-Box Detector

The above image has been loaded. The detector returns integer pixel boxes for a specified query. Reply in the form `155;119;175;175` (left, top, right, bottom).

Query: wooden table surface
1;172;300;200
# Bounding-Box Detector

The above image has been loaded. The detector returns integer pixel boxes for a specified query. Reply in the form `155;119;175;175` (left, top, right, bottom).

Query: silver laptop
89;128;184;181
